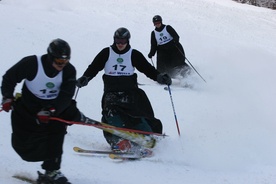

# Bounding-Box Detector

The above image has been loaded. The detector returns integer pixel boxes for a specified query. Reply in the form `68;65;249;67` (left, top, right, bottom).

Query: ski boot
111;139;132;153
37;170;71;184
111;139;153;157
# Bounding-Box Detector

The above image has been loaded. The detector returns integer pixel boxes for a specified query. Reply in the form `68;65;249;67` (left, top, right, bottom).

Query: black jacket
1;54;76;115
82;44;160;91
149;24;181;56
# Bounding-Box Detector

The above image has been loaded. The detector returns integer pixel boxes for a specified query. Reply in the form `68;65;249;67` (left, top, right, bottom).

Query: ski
13;174;37;184
109;149;153;160
73;146;134;155
109;153;142;160
73;146;153;161
50;117;165;149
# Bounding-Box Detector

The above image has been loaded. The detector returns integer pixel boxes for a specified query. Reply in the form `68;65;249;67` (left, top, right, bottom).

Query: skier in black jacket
76;27;171;152
148;15;191;79
1;38;93;184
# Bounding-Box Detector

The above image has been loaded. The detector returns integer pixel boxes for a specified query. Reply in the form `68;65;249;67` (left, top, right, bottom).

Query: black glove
79;112;97;125
37;107;56;124
157;73;172;85
76;76;89;88
148;53;153;59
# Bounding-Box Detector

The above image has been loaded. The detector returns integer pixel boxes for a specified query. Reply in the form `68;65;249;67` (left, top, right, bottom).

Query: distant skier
1;38;94;184
148;15;191;79
76;27;171;153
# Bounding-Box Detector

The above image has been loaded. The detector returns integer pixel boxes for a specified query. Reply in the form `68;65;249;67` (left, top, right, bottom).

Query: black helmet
152;15;162;22
113;27;131;40
47;38;71;59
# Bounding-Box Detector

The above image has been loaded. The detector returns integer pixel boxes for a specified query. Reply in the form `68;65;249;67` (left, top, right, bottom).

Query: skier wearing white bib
1;38;93;184
76;27;171;152
148;15;191;78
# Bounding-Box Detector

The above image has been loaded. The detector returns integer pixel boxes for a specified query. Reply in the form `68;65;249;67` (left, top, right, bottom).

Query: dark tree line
233;0;276;9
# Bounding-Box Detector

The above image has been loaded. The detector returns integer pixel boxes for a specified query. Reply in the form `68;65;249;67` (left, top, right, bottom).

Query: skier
76;27;171;153
1;38;94;184
148;15;191;79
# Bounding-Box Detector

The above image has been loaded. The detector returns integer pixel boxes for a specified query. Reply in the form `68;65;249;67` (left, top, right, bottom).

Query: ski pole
150;58;155;68
74;87;80;100
166;85;181;136
185;56;206;83
175;45;207;83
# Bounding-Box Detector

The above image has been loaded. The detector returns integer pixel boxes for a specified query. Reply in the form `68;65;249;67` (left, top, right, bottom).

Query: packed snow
0;0;276;183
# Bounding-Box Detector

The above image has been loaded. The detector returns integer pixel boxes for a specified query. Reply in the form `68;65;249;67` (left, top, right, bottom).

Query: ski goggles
54;58;69;66
153;21;161;26
114;38;128;45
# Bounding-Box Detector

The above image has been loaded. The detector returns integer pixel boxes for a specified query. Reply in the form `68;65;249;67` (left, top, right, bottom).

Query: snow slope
0;0;276;183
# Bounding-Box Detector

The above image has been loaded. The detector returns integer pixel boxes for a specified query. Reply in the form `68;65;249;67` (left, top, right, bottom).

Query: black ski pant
11;99;81;171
